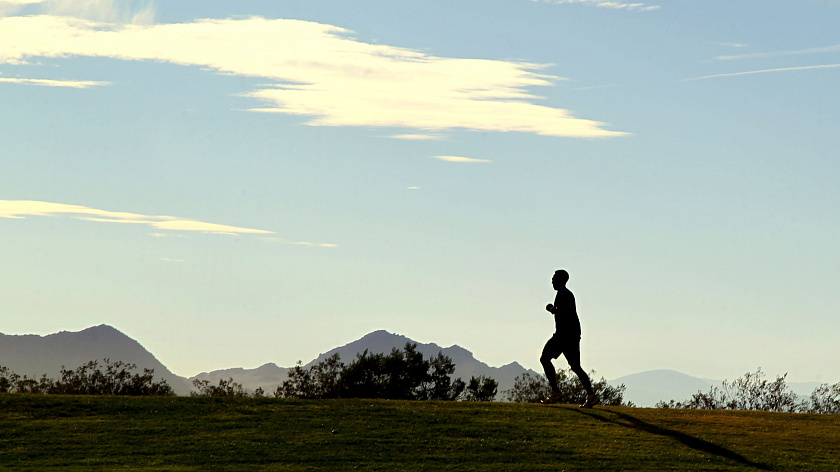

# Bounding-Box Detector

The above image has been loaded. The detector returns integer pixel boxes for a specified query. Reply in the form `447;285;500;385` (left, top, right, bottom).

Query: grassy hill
1;394;838;471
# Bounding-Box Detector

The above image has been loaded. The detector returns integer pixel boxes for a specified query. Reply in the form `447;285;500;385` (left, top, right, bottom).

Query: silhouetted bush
276;353;344;399
277;343;472;401
462;375;498;401
191;378;248;397
502;373;549;403
0;360;174;396
807;382;840;414
503;370;629;406
656;368;840;414
0;367;53;394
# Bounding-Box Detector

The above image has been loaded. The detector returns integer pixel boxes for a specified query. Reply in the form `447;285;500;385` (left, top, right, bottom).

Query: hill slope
1;395;838;471
0;325;192;395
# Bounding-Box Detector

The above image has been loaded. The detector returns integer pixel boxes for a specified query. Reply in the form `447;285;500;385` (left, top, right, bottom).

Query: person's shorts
541;333;581;367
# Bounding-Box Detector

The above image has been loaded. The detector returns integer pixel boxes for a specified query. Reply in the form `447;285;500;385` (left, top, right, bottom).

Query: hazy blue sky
2;0;838;383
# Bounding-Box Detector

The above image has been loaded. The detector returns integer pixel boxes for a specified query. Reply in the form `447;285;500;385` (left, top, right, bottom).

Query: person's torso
554;289;581;338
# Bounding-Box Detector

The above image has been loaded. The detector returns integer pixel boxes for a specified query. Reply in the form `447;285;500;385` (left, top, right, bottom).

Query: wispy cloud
0;14;625;138
682;64;840;82
0;76;108;88
0;0;155;24
432;155;492;163
533;0;660;12
716;44;840;61
389;134;445;141
263;237;337;248
716;42;749;49
0;200;273;235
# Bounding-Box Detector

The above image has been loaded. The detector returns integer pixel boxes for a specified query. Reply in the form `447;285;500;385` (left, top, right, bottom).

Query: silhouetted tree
191;377;248;397
277;354;344;399
656;368;802;412
503;370;628;406
462;376;498;402
503;373;550;403
417;352;465;401
277;343;475;401
807;382;840;415
50;359;174;396
0;360;173;396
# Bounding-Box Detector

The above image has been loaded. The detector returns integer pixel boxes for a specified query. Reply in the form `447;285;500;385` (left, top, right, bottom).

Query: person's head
552;270;569;290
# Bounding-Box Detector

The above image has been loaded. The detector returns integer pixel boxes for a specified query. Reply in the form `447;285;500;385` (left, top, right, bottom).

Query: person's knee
540;355;552;367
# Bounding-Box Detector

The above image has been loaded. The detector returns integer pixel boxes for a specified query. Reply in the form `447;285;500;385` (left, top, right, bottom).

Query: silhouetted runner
539;269;599;408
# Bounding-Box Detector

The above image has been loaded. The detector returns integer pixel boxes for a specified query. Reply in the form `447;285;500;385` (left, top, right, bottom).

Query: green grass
1;394;838;471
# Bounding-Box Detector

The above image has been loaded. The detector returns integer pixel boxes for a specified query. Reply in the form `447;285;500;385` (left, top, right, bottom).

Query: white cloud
0;200;273;235
263;237;337;248
0;77;108;88
682;64;840;81
389;134;445;141
533;0;660;11
0;0;155;24
716;44;840;61
0;14;625;138
432;155;492;163
716;42;749;49
149;232;188;238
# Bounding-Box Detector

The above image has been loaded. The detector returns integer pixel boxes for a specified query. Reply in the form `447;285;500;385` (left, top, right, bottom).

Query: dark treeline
269;342;498;401
0;359;174;396
656;368;840;414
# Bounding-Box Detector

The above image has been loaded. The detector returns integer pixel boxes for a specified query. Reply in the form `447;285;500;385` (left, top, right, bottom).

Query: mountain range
191;329;541;395
612;369;822;407
0;325;193;395
0;325;823;405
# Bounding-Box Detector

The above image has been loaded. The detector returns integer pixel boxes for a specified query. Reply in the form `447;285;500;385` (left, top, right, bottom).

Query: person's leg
540;336;561;392
564;340;595;397
569;363;594;397
564;341;599;407
540;355;558;392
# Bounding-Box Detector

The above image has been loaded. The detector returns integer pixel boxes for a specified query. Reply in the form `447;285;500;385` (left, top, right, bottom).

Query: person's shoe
539;391;563;404
579;394;600;408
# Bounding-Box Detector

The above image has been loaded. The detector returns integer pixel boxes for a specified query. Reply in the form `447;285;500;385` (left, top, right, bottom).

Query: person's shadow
568;407;772;470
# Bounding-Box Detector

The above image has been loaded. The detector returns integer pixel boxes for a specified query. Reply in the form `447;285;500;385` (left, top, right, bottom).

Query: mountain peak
81;324;123;335
1;325;192;395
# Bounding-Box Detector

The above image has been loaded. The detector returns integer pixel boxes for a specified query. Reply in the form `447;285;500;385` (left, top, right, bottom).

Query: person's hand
546;304;554;314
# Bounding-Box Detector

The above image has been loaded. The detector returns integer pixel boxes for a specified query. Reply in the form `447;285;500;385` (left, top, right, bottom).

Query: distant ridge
306;330;539;394
195;330;541;395
611;369;718;407
191;363;290;392
611;369;824;407
0;325;192;395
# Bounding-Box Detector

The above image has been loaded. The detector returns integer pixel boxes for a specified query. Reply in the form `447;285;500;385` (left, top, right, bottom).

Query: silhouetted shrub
462;376;498;401
656;368;816;413
807;382;840;414
502;373;550;403
191;378;248;397
503;370;629;406
0;360;173;396
276;353;344;399
52;359;174;396
277;343;472;401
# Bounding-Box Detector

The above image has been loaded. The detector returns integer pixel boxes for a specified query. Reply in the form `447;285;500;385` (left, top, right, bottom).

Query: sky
2;0;838;384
